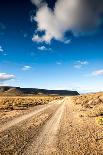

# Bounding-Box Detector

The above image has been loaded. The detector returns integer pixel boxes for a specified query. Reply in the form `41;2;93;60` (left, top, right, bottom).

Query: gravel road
0;97;103;155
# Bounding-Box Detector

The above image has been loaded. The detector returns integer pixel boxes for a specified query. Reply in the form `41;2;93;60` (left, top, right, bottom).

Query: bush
96;117;103;125
88;104;103;117
0;96;63;110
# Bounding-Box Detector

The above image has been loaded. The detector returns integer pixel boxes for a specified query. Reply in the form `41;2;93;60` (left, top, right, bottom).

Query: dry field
0;96;63;127
0;96;63;110
72;92;103;124
0;94;103;155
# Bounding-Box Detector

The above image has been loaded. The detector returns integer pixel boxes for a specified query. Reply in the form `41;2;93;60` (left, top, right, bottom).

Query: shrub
96;117;103;125
88;104;103;117
0;96;63;110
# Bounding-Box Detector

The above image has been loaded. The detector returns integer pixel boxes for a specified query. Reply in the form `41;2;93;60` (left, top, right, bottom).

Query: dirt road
0;97;103;155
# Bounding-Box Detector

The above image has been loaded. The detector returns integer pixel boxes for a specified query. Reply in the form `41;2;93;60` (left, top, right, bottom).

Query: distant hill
0;86;79;96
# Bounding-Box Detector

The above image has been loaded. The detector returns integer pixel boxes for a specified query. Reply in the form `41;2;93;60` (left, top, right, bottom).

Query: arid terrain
0;93;103;155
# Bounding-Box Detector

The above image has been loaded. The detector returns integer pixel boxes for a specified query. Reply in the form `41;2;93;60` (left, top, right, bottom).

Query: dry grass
72;92;103;119
0;96;63;110
96;117;103;125
88;104;103;117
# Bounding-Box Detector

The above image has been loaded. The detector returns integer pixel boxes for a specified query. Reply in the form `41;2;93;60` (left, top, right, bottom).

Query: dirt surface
0;97;103;155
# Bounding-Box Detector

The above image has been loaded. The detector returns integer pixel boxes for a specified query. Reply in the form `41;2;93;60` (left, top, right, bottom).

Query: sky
0;0;103;93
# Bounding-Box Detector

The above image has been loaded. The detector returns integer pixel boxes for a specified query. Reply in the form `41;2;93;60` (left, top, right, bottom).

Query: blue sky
0;0;103;93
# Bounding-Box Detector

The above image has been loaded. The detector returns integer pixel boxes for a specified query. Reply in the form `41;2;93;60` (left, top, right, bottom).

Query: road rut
23;101;65;155
0;100;62;133
0;97;103;155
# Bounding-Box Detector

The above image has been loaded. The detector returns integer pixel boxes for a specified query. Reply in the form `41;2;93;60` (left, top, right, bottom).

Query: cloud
0;46;4;52
38;46;51;51
22;66;32;71
0;46;8;56
56;62;62;65
74;60;88;69
91;69;103;76
31;0;43;7
0;73;15;82
64;39;72;44
74;64;82;69
31;0;103;43
3;53;8;56
77;61;88;65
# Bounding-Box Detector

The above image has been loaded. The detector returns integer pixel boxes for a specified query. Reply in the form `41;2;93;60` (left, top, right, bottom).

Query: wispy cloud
22;66;32;71
56;62;62;65
31;0;42;7
74;60;88;69
77;61;88;65
38;46;51;51
64;39;72;44
91;69;103;76
0;73;15;82
0;46;8;56
0;46;4;52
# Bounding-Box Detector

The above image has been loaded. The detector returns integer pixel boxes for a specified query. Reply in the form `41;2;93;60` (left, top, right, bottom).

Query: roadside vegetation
0;96;63;110
72;92;103;125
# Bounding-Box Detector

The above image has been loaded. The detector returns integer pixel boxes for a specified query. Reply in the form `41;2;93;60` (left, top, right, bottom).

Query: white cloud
0;46;7;55
3;53;8;56
31;0;103;43
56;62;62;65
22;66;32;71
0;73;15;81
64;39;72;44
77;61;88;65
31;0;43;7
32;33;52;43
91;69;103;76
74;64;82;69
0;46;4;52
74;60;88;69
38;46;51;51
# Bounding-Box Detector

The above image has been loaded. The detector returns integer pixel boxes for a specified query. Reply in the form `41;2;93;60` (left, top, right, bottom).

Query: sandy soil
57;97;103;155
0;97;103;155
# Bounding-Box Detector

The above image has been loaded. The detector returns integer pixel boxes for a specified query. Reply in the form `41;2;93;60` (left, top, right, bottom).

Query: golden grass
88;104;103;117
72;92;103;108
0;96;63;110
72;92;103;119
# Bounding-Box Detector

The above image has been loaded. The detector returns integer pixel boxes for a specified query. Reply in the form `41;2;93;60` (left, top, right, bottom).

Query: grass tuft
0;96;63;110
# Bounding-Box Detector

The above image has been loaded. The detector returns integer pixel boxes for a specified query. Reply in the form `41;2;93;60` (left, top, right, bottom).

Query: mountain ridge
0;86;79;96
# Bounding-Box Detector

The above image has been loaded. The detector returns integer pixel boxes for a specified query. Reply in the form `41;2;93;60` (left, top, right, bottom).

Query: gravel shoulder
57;97;103;155
0;97;103;155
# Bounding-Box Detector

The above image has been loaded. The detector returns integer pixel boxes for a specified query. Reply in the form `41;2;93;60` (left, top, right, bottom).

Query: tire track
22;101;65;155
0;100;62;133
57;97;103;155
0;99;64;155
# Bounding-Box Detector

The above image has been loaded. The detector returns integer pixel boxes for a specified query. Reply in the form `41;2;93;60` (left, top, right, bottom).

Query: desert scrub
87;104;103;117
72;93;103;109
96;117;103;125
0;96;63;110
